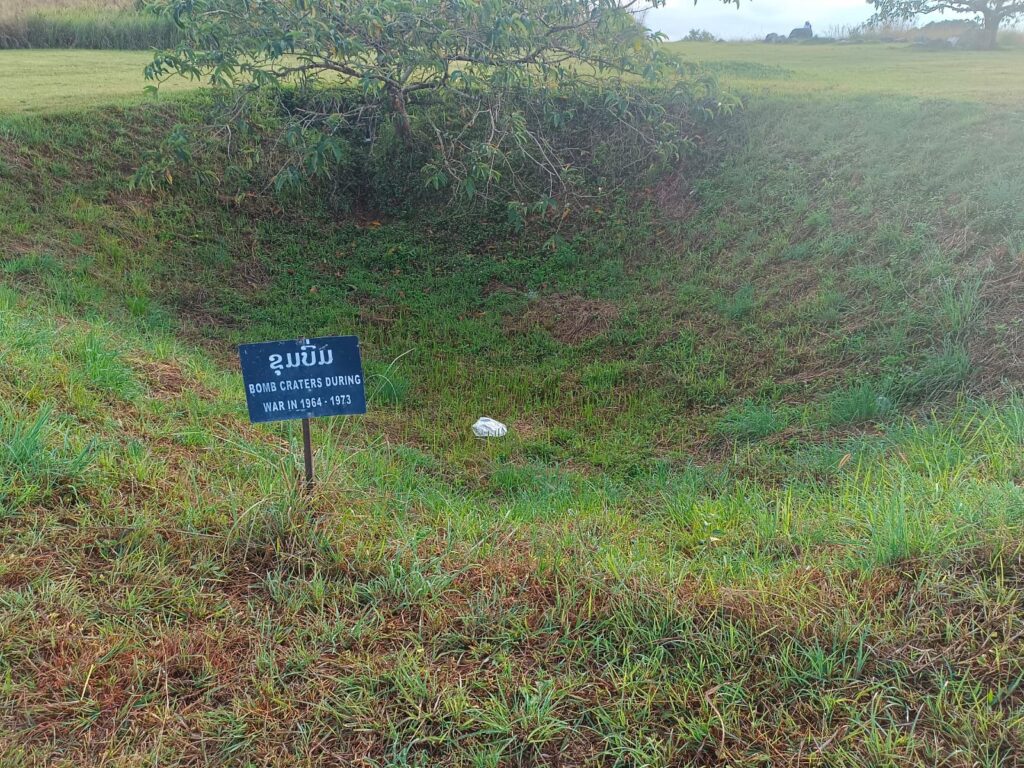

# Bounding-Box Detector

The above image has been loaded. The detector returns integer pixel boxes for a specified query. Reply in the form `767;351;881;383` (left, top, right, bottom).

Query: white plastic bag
472;417;508;438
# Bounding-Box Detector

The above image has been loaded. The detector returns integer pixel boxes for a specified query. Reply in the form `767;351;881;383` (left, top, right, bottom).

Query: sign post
301;417;314;489
238;336;367;491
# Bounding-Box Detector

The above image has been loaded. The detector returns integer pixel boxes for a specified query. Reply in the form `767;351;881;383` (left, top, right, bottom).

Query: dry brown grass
0;0;131;19
510;294;621;344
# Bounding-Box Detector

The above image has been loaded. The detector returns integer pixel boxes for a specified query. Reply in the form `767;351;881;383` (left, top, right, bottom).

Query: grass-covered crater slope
1;47;1024;765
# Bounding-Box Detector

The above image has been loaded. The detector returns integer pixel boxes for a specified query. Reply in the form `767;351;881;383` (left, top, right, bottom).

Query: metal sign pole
301;417;314;491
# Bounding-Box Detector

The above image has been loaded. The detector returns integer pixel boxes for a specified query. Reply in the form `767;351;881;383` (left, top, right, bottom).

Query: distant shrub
683;28;718;42
999;28;1024;47
917;19;981;41
841;20;916;43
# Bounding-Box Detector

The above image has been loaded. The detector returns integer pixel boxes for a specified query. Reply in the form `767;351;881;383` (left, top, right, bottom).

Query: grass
4;40;1024;113
0;50;194;112
0;0;132;14
1;46;1024;765
1;284;1023;765
670;40;1024;103
0;10;180;50
0;0;175;51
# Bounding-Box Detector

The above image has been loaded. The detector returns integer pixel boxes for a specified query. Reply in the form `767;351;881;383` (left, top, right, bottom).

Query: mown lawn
670;40;1024;102
4;42;1024;114
0;50;194;113
1;46;1023;766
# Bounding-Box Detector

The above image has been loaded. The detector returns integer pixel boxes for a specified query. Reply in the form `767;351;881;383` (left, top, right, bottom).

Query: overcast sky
645;0;969;40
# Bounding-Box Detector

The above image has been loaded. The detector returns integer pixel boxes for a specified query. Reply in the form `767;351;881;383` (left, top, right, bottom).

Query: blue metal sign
238;336;367;424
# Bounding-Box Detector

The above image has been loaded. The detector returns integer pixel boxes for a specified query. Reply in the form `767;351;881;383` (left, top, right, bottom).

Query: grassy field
0;50;192;111
0;0;131;14
3;42;1023;113
1;44;1024;766
4;41;1024;113
670;41;1024;102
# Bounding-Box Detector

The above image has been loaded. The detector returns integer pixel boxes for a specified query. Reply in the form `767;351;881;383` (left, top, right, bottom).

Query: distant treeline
0;10;179;49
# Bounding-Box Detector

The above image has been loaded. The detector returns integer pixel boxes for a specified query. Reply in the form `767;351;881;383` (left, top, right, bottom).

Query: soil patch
483;280;519;297
132;358;208;400
510;294;619;344
234;251;272;296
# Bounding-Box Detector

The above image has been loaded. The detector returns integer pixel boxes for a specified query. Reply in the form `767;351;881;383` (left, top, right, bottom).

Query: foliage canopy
142;0;737;215
869;0;1024;48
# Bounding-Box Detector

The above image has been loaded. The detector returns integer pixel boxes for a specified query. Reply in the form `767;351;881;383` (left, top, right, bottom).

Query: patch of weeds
366;360;412;406
864;485;932;566
938;276;983;339
849;264;899;301
392;445;439;474
0;404;93;508
781;241;813;261
717;400;792;440
997;395;1024;444
715;283;757;321
896;344;972;403
676;281;709;305
73;330;140;400
811;287;846;325
0;284;18;311
520;439;563;463
2;251;61;276
488;460;573;500
752;490;797;555
581;359;633;391
646;331;733;405
354;557;454;609
805;208;832;231
686;367;732;405
818;232;858;259
875;220;928;259
125;295;152;319
825;381;893;426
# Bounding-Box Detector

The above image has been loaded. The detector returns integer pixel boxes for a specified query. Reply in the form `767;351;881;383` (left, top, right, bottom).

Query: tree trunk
388;85;413;145
980;12;1000;50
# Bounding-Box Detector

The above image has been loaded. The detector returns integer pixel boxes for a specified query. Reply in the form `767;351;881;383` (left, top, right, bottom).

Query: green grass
671;40;1024;103
1;47;1024;765
0;50;195;112
6;41;1024;114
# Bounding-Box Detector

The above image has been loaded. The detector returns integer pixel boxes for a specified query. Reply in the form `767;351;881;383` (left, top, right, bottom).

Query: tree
868;0;1024;49
142;0;739;213
684;28;719;41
